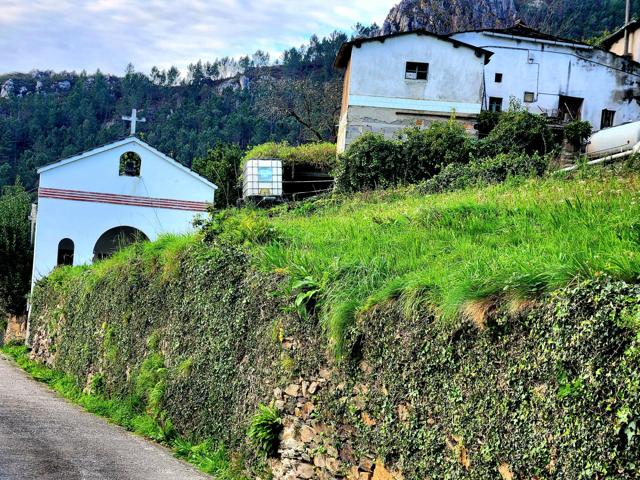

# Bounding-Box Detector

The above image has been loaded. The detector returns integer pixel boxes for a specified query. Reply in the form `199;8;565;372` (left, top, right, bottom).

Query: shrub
247;404;282;458
480;99;557;157
334;133;403;192
421;152;550;193
335;108;556;194
335;120;476;193
564;120;593;148
398;120;474;179
476;110;502;136
243;141;336;172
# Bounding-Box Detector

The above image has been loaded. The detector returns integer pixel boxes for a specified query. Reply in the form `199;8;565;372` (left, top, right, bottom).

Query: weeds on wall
247;404;282;458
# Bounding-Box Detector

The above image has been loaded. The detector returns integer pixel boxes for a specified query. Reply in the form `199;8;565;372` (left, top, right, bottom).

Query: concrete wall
32;139;215;282
337;34;487;152
453;31;640;130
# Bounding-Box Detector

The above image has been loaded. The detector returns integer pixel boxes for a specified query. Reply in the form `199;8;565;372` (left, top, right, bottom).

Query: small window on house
57;238;74;266
405;62;429;80
489;97;503;112
495;73;503;83
601;109;615;129
119;151;141;177
523;92;535;103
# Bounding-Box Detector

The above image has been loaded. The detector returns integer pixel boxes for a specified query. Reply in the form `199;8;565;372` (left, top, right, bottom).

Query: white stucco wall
31;138;216;282
452;31;640;130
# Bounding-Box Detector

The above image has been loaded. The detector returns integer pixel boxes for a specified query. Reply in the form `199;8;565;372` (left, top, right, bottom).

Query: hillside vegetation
21;164;640;478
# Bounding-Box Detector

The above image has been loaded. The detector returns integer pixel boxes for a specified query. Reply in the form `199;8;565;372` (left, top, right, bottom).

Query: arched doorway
57;238;74;266
93;226;149;261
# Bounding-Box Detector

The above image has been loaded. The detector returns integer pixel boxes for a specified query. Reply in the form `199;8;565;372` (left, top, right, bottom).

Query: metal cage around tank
242;158;284;200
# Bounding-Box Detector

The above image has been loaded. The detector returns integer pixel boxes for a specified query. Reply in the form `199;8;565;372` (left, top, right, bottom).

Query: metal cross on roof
122;108;146;136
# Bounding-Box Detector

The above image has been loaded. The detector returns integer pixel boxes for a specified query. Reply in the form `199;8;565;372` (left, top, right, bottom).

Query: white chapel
31;110;217;284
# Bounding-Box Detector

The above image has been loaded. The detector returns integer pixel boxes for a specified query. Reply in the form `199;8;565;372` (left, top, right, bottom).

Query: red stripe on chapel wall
38;188;210;212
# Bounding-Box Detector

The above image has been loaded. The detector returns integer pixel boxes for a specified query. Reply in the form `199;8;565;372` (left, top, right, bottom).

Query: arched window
119;151;141;177
57;238;74;266
93;226;149;261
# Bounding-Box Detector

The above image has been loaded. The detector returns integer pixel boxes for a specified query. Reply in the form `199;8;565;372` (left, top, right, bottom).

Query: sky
0;0;396;76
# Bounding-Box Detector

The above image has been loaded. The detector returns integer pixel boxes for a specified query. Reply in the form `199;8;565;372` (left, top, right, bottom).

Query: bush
398;121;474;179
476;110;502;137
335;106;558;193
480;100;557;157
421;152;550;193
334;133;403;192
564;120;593;148
335;120;475;193
247;404;282;458
202;209;277;245
243;142;337;172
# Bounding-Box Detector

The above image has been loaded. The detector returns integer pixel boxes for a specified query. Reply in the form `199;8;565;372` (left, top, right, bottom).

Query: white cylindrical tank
243;159;283;199
586;121;640;158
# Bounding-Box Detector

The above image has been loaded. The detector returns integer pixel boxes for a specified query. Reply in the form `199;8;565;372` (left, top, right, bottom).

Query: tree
0;184;32;315
192;144;244;207
254;75;343;142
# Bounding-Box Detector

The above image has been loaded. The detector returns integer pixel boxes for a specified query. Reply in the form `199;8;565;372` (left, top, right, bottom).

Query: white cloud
0;0;394;75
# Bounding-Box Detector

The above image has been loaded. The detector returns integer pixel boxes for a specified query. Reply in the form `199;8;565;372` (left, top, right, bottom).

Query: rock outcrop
382;0;519;35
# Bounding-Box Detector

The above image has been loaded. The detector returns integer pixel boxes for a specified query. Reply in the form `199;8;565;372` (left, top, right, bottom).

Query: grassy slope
261;172;640;356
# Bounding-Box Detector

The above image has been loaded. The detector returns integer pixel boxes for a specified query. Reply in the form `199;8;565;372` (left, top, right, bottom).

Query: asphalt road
0;354;211;480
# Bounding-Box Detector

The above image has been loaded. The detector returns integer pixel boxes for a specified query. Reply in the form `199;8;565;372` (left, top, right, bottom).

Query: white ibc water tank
586;121;640;158
242;159;283;199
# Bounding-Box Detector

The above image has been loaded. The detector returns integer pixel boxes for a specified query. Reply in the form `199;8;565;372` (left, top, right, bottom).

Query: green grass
0;344;246;479
261;173;640;357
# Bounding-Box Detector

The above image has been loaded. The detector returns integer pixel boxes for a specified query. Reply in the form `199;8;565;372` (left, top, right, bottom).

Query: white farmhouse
335;30;493;153
451;22;640;130
31;134;217;284
336;24;640;152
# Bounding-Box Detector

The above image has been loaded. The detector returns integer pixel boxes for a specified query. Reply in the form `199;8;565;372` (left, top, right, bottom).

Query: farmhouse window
405;62;429;80
524;92;535;103
489;97;503;112
601;109;615;129
495;73;503;83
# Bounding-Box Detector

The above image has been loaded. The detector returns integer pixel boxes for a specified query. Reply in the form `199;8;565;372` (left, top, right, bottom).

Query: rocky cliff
382;0;519;35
